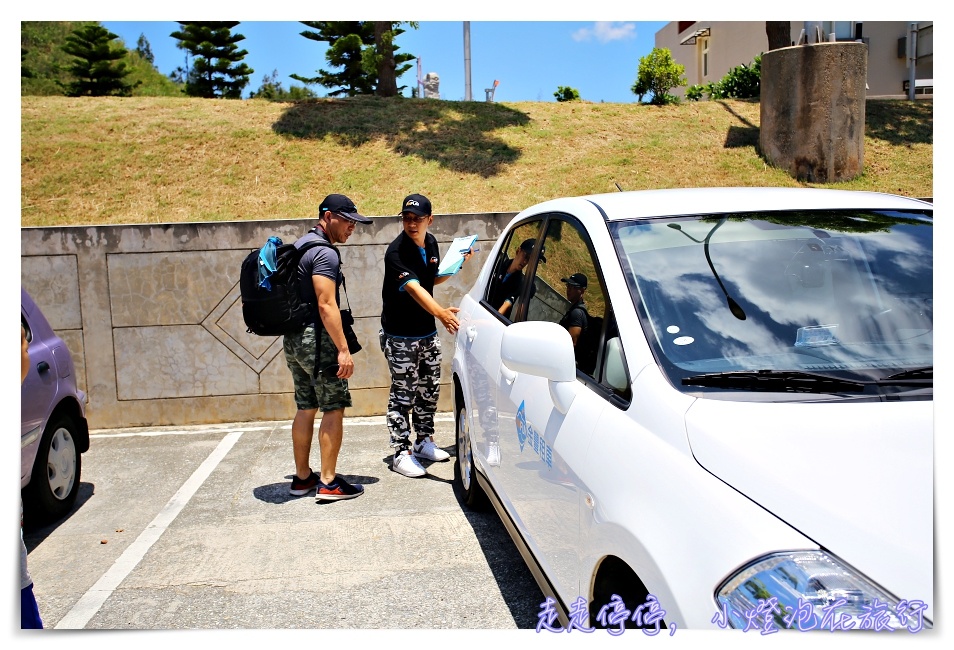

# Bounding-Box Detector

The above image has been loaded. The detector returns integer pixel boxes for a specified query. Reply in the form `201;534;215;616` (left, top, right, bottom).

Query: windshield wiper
879;366;933;384
681;369;866;393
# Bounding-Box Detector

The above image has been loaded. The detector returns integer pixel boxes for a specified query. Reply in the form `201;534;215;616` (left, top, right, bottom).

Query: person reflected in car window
488;238;545;318
559;273;589;347
21;323;43;629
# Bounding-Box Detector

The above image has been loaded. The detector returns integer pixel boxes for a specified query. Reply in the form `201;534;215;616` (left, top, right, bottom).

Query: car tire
455;403;488;510
23;414;81;524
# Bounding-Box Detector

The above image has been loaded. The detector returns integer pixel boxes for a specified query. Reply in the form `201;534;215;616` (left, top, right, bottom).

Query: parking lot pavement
23;413;544;630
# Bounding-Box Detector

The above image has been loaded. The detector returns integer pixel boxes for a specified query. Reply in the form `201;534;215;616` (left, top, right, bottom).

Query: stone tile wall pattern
20;214;514;428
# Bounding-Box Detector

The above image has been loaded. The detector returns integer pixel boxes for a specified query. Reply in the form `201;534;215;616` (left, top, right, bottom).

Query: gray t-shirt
295;229;342;324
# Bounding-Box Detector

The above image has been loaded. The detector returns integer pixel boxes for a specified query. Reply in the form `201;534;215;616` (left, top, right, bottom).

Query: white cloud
572;21;637;43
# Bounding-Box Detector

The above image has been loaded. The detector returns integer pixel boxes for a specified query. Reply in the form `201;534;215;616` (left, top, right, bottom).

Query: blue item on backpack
258;236;283;290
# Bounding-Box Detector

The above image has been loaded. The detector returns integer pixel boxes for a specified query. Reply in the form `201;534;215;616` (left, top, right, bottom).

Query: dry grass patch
21;96;932;227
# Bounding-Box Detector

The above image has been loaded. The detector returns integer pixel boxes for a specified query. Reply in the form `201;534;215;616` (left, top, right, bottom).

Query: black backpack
240;236;335;336
572;306;603;375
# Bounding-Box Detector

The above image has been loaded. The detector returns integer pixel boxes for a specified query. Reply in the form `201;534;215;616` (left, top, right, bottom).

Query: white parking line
54;431;244;629
93;426;274;439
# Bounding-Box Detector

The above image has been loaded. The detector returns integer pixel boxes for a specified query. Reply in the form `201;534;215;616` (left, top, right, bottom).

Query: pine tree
136;33;154;65
291;22;373;97
292;21;416;97
61;24;135;97
365;22;417;97
170;22;253;98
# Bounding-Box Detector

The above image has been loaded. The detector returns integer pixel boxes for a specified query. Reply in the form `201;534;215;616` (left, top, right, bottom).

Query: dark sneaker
289;470;320;496
316;475;365;502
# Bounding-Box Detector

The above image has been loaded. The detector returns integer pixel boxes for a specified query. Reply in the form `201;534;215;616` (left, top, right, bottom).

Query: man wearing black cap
284;193;372;500
380;193;470;478
559;273;589;348
488;238;545;318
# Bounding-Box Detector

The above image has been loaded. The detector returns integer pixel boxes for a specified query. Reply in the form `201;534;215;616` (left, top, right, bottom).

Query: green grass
20;95;932;227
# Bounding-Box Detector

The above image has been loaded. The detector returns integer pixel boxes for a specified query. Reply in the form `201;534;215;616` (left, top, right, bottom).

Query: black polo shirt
381;231;441;337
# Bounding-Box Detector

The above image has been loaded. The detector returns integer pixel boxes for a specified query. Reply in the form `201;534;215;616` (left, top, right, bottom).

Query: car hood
685;398;933;612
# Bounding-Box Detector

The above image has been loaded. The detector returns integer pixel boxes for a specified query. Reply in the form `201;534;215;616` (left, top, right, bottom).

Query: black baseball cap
319;194;372;224
401;193;432;217
561;273;588;289
519;238;546;263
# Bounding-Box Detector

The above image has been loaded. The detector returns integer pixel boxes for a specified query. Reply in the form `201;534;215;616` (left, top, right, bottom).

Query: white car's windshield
613;210;933;396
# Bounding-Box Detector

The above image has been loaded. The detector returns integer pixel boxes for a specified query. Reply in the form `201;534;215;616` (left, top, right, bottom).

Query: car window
483;220;544;321
613;210;933;396
524;216;629;397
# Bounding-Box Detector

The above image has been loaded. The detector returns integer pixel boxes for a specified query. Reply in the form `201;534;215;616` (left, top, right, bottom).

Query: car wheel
23;414;81;524
455;403;487;510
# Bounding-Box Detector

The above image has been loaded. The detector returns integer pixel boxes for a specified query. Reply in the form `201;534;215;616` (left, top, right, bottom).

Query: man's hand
336;349;355;379
437;306;461;335
404;281;461;334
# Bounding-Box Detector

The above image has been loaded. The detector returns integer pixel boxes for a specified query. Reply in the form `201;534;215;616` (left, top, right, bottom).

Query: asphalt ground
22;413;545;631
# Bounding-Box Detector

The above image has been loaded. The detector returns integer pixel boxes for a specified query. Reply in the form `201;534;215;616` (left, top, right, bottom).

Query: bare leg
318;408;344;484
292;408;318;479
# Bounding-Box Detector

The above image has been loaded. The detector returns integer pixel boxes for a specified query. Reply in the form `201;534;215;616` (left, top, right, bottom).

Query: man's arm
404;281;460;334
313;274;354;379
567;326;582;346
564;306;586;346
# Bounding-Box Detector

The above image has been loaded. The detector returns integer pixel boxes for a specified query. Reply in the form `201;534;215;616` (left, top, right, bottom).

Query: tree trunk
766;22;792;51
374;21;397;97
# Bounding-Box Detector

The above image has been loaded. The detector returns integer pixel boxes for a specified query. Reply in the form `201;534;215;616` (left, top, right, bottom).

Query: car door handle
36;361;50;373
500;363;517;385
466;326;477;343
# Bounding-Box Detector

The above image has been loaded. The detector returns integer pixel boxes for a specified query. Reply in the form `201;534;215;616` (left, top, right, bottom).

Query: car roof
525;187;932;222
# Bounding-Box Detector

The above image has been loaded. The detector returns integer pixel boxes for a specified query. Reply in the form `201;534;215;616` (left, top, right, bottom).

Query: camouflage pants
284;325;352;412
379;330;441;449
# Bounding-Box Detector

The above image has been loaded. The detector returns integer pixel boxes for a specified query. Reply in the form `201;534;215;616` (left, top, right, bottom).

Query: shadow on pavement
449;467;545;629
22;481;96;543
252;474;381;504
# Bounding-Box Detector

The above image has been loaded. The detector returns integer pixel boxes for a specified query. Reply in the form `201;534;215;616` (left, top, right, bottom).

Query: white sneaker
392;449;427;477
487;441;500;466
413;436;451;462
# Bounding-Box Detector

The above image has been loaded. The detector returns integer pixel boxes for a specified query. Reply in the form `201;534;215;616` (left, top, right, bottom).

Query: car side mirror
501;321;578;414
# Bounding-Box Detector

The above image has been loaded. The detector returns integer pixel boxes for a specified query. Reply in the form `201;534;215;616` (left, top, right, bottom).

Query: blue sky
101;20;669;103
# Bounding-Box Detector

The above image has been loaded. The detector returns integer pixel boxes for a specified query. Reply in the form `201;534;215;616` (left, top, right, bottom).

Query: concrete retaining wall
21;213;515;429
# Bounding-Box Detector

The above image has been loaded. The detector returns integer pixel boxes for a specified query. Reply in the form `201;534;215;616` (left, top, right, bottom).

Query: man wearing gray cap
284;193;372;501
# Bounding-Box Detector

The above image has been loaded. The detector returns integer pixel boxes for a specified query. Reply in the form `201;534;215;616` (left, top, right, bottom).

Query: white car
451;188;932;632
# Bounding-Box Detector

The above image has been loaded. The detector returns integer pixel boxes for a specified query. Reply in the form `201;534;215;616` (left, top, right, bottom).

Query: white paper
437;234;479;276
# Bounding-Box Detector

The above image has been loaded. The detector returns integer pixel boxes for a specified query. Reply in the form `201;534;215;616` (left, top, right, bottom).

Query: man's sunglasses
401;214;429;223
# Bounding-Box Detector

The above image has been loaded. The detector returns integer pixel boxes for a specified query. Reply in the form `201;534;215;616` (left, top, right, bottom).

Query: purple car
21;287;89;525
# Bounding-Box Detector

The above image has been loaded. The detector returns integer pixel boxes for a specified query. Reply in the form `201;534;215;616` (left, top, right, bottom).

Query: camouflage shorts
283;325;352;412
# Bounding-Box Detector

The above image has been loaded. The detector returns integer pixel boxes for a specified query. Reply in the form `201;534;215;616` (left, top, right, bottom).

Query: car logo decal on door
516;400;553;468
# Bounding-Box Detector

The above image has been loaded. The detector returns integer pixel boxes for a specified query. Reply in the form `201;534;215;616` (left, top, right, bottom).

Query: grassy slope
20;96;932;227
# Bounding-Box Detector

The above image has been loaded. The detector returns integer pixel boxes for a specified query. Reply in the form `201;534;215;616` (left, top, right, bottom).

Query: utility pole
464;21;472;101
908;22;917;101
